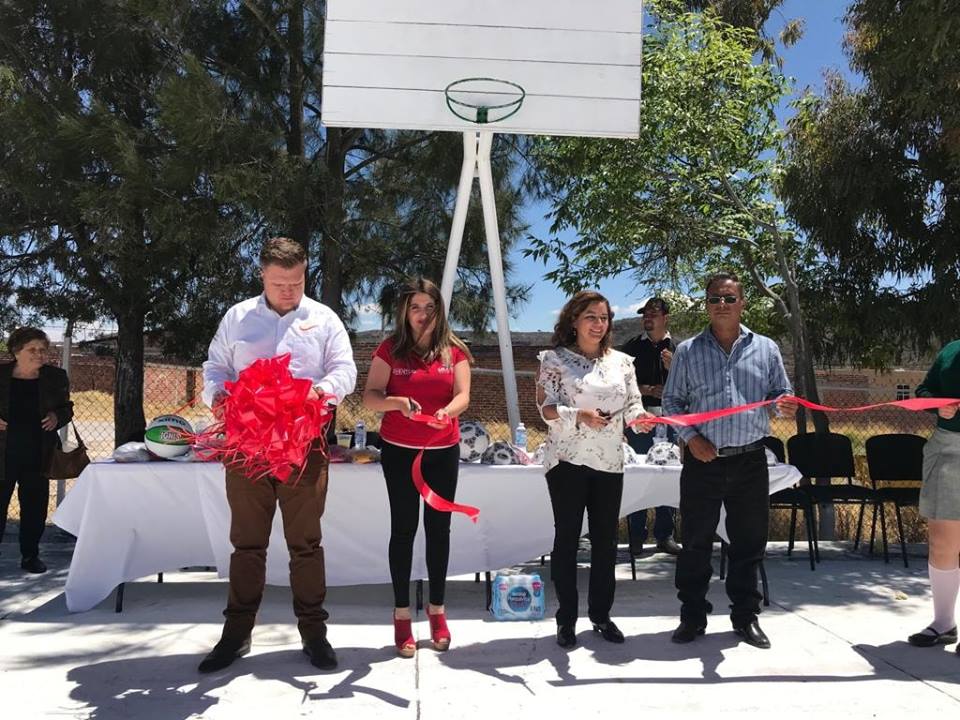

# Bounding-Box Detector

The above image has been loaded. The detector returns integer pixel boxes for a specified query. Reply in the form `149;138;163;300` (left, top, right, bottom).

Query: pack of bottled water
490;573;546;621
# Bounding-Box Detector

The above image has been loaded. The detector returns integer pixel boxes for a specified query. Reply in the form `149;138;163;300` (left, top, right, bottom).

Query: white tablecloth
53;460;801;612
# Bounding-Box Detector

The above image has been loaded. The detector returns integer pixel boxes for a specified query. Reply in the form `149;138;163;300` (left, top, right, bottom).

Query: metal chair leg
760;560;770;606
415;579;423;614
804;505;817;571
114;583;125;613
878;502;890;564
811;504;821;563
894;504;909;568
853;500;866;551
485;571;492;611
719;540;727;580
787;506;797;556
626;518;641;580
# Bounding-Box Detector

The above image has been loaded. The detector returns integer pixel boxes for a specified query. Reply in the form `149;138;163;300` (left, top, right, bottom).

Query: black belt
716;441;765;457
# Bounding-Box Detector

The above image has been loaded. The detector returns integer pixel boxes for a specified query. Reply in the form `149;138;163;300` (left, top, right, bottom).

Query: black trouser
381;441;460;607
546;461;624;627
1;449;48;559
675;448;769;627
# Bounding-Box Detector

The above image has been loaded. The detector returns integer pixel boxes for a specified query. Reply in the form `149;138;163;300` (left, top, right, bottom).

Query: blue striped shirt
662;324;792;448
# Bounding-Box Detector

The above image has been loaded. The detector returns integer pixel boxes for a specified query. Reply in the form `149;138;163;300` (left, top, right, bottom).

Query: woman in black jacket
0;327;73;573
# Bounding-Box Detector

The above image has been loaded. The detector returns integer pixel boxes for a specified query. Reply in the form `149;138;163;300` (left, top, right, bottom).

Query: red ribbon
628;395;959;429
193;354;336;484
407;413;480;523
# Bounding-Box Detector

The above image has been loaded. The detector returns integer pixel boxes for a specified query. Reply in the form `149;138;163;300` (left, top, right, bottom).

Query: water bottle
654;422;668;443
513;422;527;451
354;419;366;449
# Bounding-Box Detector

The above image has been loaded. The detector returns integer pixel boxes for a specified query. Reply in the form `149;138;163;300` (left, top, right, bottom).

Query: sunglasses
706;295;739;305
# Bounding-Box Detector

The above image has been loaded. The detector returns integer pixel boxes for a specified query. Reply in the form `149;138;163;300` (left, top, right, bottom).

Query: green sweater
916;339;960;433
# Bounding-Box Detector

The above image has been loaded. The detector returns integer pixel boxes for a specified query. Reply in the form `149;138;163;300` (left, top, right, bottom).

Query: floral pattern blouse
536;346;647;473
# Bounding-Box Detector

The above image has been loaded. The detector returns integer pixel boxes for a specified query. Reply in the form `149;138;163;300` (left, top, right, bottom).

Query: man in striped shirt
662;273;797;649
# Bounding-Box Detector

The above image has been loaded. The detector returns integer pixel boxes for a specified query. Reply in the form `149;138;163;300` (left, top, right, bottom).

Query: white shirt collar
640;329;672;343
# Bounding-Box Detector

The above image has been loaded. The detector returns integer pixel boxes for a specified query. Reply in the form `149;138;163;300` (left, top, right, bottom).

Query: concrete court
1;541;959;719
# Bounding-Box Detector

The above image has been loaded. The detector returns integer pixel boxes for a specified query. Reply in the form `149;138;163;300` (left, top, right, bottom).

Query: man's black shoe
592;620;625;643
733;620;771;649
671;621;706;643
303;637;338;670
20;556;47;574
655;537;681;556
556;624;577;648
197;636;251;673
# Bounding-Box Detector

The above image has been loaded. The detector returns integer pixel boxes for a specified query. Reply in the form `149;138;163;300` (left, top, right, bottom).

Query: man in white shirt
197;237;357;674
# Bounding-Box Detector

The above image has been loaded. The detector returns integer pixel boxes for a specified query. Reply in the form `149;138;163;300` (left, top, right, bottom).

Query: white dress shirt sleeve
201;314;235;408
314;313;357;404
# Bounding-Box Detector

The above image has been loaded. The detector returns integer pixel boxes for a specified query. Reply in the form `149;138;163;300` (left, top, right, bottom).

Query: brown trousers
221;448;329;643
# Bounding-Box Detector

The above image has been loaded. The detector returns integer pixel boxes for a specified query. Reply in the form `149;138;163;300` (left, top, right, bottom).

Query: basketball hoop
444;78;526;124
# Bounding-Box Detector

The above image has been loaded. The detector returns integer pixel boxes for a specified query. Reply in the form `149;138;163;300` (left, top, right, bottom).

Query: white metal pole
476;131;521;433
57;319;73;506
440;131;479;310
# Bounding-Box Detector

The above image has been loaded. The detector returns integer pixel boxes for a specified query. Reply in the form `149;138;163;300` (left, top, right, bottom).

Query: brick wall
61;356;199;406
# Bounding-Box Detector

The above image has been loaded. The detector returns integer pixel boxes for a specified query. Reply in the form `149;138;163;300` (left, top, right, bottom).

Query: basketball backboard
322;0;643;138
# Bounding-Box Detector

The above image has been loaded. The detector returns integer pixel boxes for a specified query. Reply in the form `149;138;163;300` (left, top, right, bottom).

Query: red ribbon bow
195;354;336;483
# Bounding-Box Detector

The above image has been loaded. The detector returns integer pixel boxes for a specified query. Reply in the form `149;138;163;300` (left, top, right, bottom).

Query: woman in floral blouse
536;290;654;649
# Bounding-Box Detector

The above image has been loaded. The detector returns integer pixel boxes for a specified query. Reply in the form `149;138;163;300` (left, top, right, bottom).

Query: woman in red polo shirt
362;278;472;658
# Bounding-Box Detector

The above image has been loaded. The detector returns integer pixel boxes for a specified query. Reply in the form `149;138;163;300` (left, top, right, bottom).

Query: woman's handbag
47;422;91;479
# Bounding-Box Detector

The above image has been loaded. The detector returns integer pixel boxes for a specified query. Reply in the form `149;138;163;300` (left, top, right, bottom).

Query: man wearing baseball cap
618;296;680;555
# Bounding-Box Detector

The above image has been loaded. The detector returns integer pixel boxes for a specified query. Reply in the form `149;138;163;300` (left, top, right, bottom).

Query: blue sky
494;0;859;332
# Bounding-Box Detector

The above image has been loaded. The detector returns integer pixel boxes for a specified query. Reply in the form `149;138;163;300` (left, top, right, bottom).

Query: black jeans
546;461;624;627
381;441;459;607
675;448;769;627
1;450;48;559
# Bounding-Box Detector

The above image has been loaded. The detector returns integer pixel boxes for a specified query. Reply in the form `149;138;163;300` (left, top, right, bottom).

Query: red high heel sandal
394;616;416;658
428;611;451;651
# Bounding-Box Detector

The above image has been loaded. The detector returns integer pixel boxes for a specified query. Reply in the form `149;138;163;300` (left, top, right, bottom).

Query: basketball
144;414;194;459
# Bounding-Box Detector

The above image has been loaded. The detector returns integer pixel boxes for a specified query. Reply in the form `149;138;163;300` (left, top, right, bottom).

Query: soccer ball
481;441;521;465
622;442;643;467
144;414;193;459
459;420;491;462
645;441;681;466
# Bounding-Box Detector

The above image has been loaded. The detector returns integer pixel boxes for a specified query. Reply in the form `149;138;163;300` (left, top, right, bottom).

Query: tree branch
344;132;439;179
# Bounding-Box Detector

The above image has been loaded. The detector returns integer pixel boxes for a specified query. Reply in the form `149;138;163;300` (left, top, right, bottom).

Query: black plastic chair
764;435;818;570
865;433;925;567
788;432;882;558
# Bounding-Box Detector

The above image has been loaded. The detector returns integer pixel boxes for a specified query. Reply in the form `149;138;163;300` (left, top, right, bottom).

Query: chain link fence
5;351;935;552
